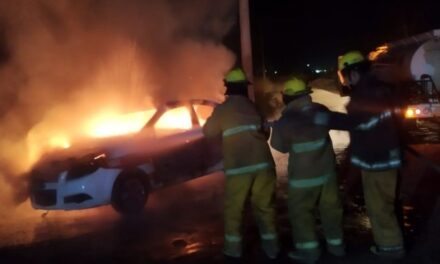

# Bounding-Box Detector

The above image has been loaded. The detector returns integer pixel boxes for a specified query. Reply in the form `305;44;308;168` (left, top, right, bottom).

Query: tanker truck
369;29;440;142
370;31;440;261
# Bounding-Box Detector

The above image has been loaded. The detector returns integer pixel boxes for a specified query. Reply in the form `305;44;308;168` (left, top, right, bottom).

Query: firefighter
203;68;279;261
270;77;344;263
312;51;405;258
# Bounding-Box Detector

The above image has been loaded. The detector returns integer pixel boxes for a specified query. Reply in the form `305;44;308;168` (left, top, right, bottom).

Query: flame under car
29;100;222;215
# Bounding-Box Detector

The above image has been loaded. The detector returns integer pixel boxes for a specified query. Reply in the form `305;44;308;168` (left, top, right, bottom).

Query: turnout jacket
203;95;275;176
320;73;402;171
271;95;336;187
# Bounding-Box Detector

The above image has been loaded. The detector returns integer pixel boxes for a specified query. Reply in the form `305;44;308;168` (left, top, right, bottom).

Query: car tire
112;170;149;215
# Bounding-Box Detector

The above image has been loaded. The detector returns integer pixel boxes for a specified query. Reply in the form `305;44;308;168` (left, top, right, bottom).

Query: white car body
34;168;121;210
29;100;222;213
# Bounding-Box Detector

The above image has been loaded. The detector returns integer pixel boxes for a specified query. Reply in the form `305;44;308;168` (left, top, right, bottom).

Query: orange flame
154;107;192;130
369;45;389;61
84;110;156;138
52;107;193;142
27;106;195;167
49;135;71;149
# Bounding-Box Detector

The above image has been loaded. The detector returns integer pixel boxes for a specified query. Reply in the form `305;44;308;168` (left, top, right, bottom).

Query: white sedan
29;100;222;215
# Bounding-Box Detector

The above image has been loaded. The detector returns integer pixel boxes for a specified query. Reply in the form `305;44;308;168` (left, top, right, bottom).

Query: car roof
163;99;218;108
143;99;219;129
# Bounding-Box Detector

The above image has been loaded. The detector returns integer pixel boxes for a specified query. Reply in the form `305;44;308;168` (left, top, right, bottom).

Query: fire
84;110;156;138
86;107;192;138
154;107;192;130
27;106;194;167
369;45;389;61
49;135;71;149
194;105;213;126
199;119;207;126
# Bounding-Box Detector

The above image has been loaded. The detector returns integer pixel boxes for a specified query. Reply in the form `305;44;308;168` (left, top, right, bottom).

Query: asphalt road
1;145;440;264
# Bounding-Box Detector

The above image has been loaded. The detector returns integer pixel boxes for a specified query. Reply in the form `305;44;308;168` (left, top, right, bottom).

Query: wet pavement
1;144;440;264
404;119;440;144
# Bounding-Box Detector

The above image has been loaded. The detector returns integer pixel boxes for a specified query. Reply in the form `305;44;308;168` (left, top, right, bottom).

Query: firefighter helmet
338;51;370;86
224;68;248;83
283;77;310;96
338;51;366;71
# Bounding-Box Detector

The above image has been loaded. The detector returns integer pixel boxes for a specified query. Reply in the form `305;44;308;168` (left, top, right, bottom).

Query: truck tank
370;29;440;87
370;29;440;120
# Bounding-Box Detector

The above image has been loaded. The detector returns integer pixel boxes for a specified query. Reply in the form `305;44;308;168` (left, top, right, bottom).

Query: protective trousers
288;173;343;252
224;168;279;258
362;169;404;247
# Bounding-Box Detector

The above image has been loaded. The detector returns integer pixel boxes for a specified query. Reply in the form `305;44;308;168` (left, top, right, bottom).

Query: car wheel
112;171;149;215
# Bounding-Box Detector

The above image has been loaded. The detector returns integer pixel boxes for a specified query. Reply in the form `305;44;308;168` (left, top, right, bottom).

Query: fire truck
370;31;440;260
369;29;440;142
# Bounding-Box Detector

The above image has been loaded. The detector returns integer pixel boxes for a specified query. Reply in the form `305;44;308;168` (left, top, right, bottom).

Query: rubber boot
288;248;321;264
262;238;280;259
223;240;242;259
370;245;406;259
327;243;346;257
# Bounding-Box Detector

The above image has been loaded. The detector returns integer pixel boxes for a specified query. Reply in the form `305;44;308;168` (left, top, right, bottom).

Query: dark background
225;0;440;77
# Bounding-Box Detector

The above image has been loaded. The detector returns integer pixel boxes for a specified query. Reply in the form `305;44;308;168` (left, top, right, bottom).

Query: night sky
242;0;440;76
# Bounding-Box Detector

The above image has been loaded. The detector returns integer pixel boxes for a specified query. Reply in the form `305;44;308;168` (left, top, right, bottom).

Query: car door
192;102;223;173
152;104;205;186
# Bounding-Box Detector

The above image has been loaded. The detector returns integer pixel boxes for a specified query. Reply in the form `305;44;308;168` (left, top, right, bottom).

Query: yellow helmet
224;68;248;83
338;51;365;71
283;77;309;96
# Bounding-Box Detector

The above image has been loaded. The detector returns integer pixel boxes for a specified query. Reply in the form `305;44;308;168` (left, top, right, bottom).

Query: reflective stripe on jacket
324;73;402;171
350;148;401;170
203;96;274;174
271;96;336;187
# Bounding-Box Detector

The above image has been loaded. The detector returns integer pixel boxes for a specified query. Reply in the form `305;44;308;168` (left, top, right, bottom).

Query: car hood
30;127;204;181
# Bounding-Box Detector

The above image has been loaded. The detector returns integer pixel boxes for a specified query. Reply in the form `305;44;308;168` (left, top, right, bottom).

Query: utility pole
239;0;254;100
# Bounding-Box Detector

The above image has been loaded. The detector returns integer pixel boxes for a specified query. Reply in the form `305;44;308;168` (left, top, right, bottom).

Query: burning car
29;99;222;215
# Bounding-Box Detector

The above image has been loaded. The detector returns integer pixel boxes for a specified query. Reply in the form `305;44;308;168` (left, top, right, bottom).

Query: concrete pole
239;0;254;100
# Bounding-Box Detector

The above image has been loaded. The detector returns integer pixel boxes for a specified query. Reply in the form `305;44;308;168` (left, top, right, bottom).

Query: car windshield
153;106;193;137
86;110;157;138
44;102;215;150
87;104;193;138
154;106;192;130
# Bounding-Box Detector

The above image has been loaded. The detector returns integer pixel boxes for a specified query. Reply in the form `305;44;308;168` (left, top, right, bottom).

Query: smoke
0;0;236;211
